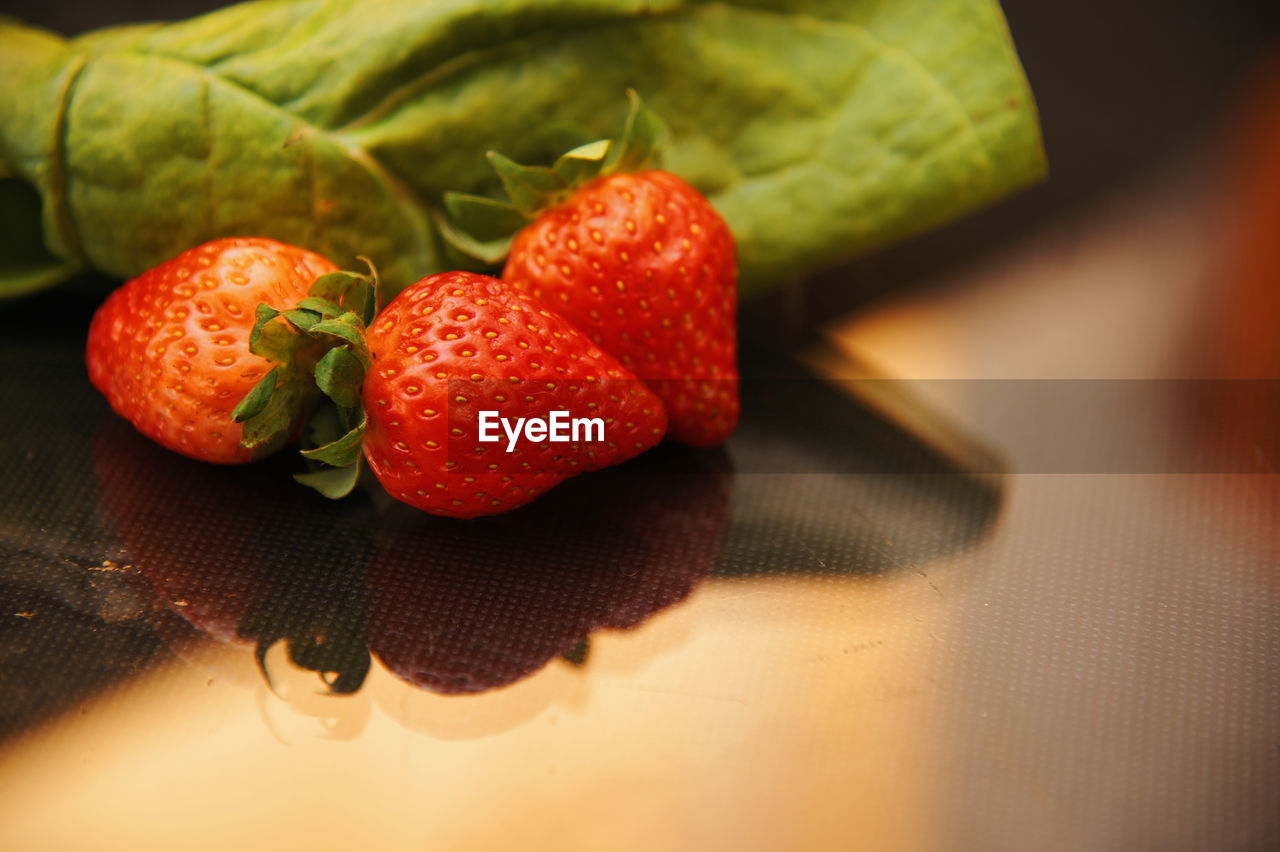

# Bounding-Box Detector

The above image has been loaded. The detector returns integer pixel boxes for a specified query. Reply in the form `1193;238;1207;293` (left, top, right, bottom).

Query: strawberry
85;237;338;463
439;92;739;446
359;270;668;518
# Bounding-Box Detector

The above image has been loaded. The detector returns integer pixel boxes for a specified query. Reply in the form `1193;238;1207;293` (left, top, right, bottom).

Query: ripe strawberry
501;168;739;446
86;237;338;463
361;271;667;518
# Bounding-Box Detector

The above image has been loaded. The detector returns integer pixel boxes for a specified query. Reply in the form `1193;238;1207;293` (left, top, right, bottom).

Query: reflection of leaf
0;0;1043;300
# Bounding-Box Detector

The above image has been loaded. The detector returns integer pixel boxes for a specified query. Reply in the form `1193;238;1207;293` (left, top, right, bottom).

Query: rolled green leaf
0;0;1044;300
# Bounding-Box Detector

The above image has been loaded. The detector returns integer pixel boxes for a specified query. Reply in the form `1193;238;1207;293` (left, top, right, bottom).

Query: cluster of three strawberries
86;169;738;519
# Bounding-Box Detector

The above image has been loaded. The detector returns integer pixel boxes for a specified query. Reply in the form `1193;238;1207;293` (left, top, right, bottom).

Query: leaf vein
101;51;437;266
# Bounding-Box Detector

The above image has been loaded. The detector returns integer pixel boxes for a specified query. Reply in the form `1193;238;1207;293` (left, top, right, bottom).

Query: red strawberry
86;237;338;463
361;271;667;518
501;168;739;446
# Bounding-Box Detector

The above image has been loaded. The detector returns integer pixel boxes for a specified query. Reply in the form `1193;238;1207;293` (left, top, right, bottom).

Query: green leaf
231;366;279;423
0;177;81;300
0;254;81;301
0;0;1044;300
314;346;365;409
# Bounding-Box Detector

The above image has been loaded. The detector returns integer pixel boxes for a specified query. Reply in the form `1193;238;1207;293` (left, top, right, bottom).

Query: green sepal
236;371;311;451
355;257;382;324
247;304;284;361
230;261;380;499
310;313;371;368
309;271;364;305
309;262;380;326
485;151;567;218
601;90;667;175
281;307;323;331
553;139;611;186
433;207;514;266
246;303;323;368
437;92;671;268
294;296;345;319
231;366;280;423
294;462;362;500
314;347;365;409
300;404;366;468
443;192;528;240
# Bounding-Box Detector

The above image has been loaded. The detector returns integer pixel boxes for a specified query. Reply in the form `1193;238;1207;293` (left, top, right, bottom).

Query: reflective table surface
1;193;1277;850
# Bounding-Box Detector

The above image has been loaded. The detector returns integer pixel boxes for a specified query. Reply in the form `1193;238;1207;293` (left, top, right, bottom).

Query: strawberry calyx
436;90;668;265
231;260;380;498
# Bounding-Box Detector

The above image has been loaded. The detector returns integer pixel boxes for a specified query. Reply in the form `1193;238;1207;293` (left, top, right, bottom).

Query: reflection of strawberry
92;418;373;692
93;415;731;698
364;445;731;694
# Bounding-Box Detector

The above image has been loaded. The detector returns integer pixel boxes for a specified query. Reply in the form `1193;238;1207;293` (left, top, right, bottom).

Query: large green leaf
0;0;1044;300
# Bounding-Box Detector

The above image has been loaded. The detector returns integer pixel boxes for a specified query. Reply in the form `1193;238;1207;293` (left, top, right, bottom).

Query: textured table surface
1;3;1279;850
